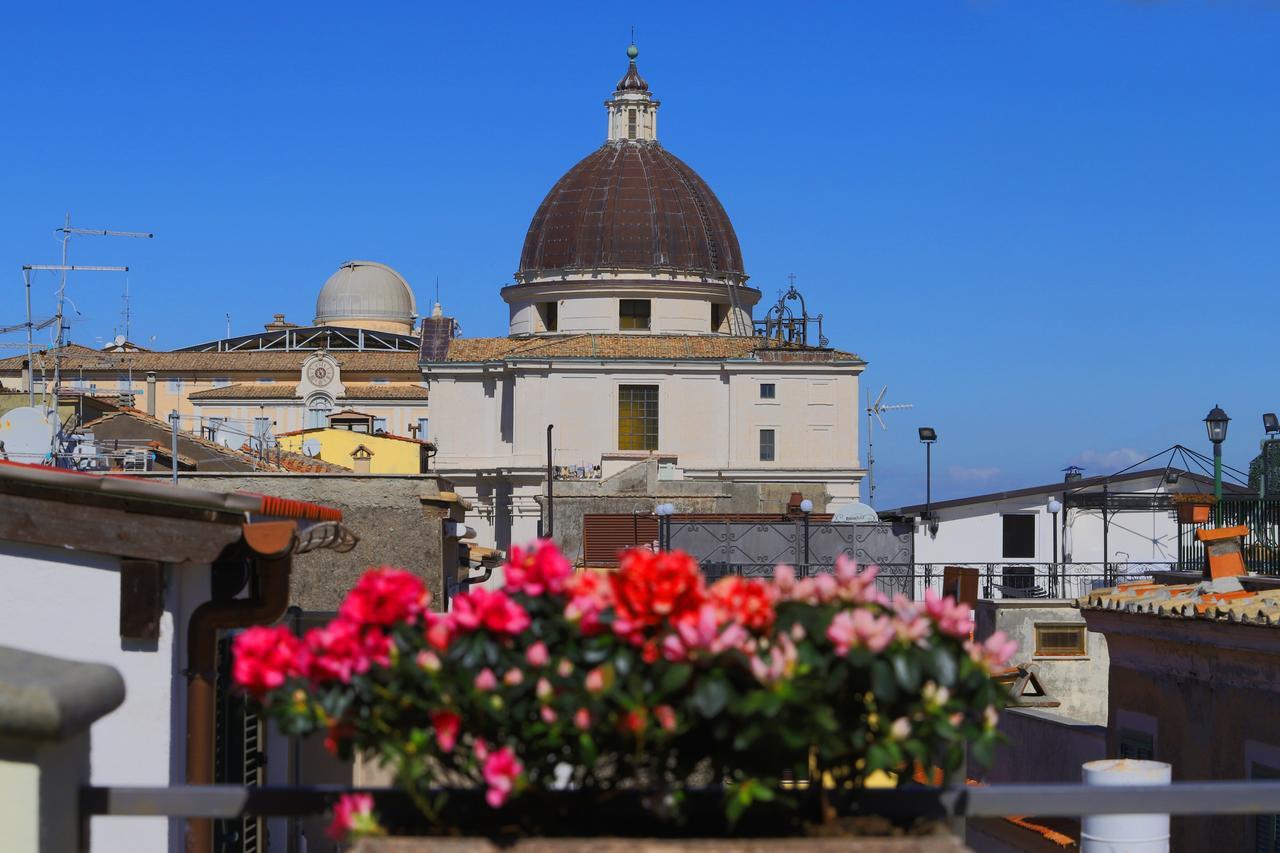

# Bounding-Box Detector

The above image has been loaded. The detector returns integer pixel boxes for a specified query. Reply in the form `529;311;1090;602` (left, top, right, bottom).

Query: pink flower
326;792;381;841
503;668;523;687
425;613;453;650
232;625;306;699
661;603;749;661
475;668;498;691
827;608;894;655
564;571;611;635
504;539;572;596
339;567;429;628
835;557;886;605
540;705;558;724
556;658;574;678
304;620;387;685
924;589;973;638
889;717;912;740
416;650;441;674
967;631;1018;670
481;746;524;808
451;588;531;636
585;666;605;693
430;710;461;753
526;641;549;667
536;677;553;702
573;708;592;729
654;704;677;732
773;564;797;594
749;633;799;686
891;595;931;645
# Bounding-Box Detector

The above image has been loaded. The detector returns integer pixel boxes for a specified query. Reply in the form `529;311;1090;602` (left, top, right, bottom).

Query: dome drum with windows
504;44;760;338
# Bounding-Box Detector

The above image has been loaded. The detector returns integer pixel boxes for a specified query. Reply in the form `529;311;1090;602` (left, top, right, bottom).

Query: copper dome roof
518;141;745;281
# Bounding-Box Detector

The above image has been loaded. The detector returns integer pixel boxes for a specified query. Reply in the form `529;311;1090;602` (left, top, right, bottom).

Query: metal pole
170;410;179;485
24;269;33;408
1051;511;1059;596
1213;442;1223;523
802;511;810;568
1102;484;1110;586
545;424;554;538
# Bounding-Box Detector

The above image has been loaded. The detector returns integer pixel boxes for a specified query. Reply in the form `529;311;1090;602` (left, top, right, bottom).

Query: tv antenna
865;385;914;508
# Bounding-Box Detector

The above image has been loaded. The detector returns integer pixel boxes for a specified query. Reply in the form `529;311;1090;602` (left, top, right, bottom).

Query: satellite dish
302;438;322;457
0;406;57;462
114;334;126;347
832;501;879;523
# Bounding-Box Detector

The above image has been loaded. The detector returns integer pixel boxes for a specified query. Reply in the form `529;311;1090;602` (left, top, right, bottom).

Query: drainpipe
186;522;296;853
146;371;157;416
545;424;554;538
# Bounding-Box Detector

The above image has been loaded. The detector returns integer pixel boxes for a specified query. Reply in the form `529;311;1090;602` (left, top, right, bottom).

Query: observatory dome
314;260;417;334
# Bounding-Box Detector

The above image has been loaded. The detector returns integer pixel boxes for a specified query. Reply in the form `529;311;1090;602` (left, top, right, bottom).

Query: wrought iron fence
699;561;1176;601
1179;496;1280;576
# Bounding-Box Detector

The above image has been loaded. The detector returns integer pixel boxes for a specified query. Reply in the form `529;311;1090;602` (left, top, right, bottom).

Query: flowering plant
234;542;1013;838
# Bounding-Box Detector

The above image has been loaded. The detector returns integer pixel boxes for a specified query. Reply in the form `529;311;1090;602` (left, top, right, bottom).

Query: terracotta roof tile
188;382;429;401
1078;578;1280;627
430;334;860;364
81;408;284;472
0;345;420;374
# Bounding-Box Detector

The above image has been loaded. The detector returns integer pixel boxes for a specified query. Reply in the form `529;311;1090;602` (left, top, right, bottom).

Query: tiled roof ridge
82;407;283;472
274;426;434;447
1077;578;1280;628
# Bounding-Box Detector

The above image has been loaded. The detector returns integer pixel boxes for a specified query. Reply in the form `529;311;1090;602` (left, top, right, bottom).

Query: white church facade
419;45;868;551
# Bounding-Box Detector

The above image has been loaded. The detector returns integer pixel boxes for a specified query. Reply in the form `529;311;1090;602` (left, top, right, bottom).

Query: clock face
307;362;333;387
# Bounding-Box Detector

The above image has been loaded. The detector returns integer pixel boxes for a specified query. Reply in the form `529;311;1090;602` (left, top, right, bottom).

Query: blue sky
1;2;1275;508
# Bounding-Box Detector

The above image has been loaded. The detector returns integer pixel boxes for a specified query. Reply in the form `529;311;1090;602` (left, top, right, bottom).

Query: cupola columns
606;44;659;143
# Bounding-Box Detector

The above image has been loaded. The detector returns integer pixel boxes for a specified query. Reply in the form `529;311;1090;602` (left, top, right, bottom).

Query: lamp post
655;502;675;551
918;427;938;537
1204;405;1230;522
1047;497;1062;596
800;498;813;569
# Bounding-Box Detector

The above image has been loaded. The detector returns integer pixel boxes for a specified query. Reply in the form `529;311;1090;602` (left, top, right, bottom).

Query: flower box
1172;494;1216;524
233;543;1013;843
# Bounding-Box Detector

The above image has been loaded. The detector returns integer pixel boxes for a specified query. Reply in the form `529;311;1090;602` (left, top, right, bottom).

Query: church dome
518;142;744;282
314;260;416;334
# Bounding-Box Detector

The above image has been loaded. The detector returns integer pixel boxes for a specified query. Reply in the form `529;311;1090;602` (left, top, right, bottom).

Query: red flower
430;710;461;753
622;708;648;734
338;567;429;628
326;792;381;840
451;588;531;636
504;539;572;596
305;620;390;684
608;549;705;643
708;576;777;633
232;625;307;699
564;570;612;635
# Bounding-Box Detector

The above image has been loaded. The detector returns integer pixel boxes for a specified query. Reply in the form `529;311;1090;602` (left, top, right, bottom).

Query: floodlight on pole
919;427;938;537
1264;412;1280;437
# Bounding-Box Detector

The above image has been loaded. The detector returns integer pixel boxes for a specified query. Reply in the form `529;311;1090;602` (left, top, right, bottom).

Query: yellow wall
277;428;423;474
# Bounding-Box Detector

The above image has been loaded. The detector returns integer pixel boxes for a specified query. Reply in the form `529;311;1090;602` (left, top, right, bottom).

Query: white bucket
1080;759;1172;852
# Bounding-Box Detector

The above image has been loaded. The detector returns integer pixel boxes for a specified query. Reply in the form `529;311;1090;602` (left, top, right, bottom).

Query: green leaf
929;644;958;687
578;733;597;767
892;654;921;692
692;677;731;718
870;660;898;702
660;663;693;693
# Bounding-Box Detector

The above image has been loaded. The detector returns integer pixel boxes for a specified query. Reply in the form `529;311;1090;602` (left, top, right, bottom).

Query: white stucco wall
909;474;1185;571
503;279;758;336
0;540;207;853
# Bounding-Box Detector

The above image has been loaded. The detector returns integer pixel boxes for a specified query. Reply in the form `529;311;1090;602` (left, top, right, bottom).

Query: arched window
306;393;333;429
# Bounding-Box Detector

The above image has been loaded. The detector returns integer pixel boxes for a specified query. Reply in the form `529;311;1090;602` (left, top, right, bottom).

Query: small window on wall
619;299;651;330
373;417;387;434
1119;728;1155;760
618;384;659;450
711;303;726;332
759;429;776;462
1002;514;1036;558
1251;762;1280;851
760;383;776;400
417;417;430;440
1034;624;1086;657
539;302;558;332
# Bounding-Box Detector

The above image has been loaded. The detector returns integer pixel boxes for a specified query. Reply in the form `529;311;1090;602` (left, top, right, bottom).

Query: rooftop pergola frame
178;325;419;353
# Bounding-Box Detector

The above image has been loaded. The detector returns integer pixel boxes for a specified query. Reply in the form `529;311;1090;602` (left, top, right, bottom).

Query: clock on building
307;361;333;388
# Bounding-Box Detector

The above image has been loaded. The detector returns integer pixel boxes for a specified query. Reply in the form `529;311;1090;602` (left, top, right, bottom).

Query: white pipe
1081;758;1172;852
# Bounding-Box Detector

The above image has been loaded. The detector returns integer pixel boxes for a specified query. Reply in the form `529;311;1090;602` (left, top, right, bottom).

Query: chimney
20;359;30;394
419;307;455;363
146;372;157;416
1063;465;1084;483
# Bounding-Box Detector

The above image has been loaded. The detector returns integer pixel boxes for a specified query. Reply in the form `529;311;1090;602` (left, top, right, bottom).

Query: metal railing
1179;496;1280;576
80;780;1280;821
699;561;1177;600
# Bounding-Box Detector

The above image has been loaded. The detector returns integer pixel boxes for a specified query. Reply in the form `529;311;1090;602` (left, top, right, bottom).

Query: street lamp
799;499;813;568
918;427;938;537
655;502;675;550
1204;405;1230;505
1046;497;1063;594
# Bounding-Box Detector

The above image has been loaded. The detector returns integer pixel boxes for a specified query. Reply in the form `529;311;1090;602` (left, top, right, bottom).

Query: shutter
583;514;659;567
